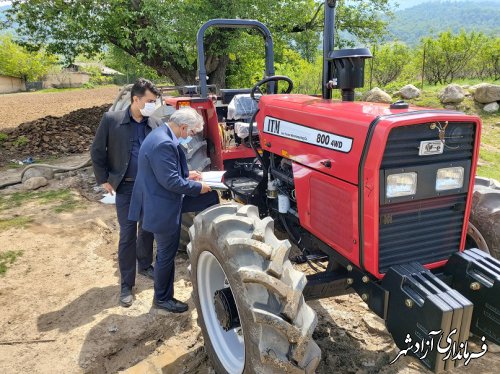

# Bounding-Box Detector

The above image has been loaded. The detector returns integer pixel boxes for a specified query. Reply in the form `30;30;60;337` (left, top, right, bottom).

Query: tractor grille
378;121;476;273
378;194;467;273
381;122;475;169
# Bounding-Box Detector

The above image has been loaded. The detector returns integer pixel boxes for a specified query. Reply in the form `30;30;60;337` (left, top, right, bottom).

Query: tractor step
444;248;500;346
382;262;473;372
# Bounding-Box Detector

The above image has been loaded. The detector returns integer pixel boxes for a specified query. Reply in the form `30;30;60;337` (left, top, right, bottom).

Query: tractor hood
256;94;476;185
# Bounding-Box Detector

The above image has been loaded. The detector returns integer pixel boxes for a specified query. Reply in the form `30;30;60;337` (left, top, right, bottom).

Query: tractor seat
220;88;252;104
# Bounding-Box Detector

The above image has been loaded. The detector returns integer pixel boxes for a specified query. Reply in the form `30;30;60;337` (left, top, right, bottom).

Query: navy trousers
115;181;154;288
154;191;219;302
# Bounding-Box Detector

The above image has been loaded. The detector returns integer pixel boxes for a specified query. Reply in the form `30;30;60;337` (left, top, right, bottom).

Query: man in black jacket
91;78;162;307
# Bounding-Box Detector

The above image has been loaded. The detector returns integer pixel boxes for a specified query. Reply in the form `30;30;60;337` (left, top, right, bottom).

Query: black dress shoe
119;286;133;307
138;265;154;280
153;298;189;313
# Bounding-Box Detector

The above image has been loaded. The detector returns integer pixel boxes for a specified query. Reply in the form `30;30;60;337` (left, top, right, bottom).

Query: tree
7;0;392;88
371;42;410;86
0;35;57;81
421;30;484;85
104;46;161;85
472;36;500;81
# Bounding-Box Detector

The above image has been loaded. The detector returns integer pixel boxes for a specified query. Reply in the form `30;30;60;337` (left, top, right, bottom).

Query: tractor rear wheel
188;203;320;374
467;177;500;258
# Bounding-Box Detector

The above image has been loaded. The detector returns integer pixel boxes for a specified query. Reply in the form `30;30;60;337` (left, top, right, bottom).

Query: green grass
0;216;33;230
0;250;23;276
0;189;84;213
0;133;7;143
13;135;28;147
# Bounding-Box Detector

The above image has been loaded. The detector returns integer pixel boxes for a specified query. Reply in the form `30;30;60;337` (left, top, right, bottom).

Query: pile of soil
0;105;109;166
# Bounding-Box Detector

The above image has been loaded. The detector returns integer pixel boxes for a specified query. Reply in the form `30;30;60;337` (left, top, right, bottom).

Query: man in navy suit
91;78;161;307
129;107;219;313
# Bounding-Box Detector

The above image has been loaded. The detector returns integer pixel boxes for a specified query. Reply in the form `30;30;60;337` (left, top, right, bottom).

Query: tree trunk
207;55;230;91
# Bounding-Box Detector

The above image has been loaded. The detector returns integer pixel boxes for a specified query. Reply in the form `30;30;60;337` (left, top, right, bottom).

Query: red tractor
122;1;500;372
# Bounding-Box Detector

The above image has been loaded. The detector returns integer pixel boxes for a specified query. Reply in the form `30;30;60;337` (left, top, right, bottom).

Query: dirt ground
0;174;498;374
0;86;120;130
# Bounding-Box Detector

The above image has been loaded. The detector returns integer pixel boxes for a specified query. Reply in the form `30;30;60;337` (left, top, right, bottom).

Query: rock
439;84;465;104
361;87;392;103
473;83;500;104
21;167;55;182
108;325;118;333
462;84;470;89
399;84;421;99
483;102;499;113
23;176;48;190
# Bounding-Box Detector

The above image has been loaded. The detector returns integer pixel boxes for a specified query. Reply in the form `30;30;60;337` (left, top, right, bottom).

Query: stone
462;84;470;89
483;102;499;113
439;84;465;104
399;84;421;99
473;83;500;104
21;167;55;182
23;176;48;190
361;87;392;103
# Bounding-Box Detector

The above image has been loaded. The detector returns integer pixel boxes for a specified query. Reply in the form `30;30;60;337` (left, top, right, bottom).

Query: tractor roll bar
197;19;275;98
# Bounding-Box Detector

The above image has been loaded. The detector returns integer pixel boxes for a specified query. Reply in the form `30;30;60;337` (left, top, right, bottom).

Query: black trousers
115;181;154;288
154;191;219;302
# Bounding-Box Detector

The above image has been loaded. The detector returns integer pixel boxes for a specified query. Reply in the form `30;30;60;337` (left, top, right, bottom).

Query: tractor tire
109;84;133;112
467;177;500;259
187;203;321;374
178;134;212;252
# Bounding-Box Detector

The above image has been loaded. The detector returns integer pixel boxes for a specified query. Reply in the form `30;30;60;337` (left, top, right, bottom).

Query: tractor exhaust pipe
322;0;336;100
322;0;372;101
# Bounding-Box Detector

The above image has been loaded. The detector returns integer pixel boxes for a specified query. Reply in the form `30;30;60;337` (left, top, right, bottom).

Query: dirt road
0;86;119;130
0;178;498;373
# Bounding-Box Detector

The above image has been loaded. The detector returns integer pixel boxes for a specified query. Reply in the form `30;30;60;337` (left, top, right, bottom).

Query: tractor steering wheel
250;75;294;101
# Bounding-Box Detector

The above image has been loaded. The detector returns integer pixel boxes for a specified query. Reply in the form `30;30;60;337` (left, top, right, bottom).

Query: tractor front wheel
188;203;320;374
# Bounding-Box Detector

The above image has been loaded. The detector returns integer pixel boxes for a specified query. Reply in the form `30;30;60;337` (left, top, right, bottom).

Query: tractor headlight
386;172;417;198
436;167;464;191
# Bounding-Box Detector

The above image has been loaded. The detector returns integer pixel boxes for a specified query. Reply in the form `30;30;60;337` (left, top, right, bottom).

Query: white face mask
140;102;156;117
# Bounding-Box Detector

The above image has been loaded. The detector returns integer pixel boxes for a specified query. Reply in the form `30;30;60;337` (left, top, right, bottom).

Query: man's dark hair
130;78;160;103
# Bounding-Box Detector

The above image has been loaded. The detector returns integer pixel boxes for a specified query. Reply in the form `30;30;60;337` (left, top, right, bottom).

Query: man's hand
102;182;115;195
200;182;212;194
188;171;202;181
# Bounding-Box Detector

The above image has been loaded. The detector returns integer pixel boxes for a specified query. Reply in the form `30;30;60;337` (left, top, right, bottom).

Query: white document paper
202;171;227;190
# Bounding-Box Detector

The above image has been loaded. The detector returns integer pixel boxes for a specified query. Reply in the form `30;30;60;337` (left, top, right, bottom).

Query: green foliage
370;42;410;86
0;250;23;276
0;34;58;81
365;31;499;90
0;133;7;143
104;45;160;84
6;0;392;87
473;37;500;80
421;30;486;85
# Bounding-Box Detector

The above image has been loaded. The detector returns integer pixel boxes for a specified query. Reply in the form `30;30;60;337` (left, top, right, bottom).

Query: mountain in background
388;0;497;10
385;0;500;45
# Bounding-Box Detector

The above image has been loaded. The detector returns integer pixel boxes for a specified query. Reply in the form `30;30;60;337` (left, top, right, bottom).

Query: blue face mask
178;136;192;145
